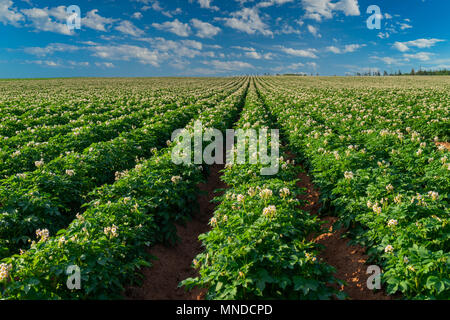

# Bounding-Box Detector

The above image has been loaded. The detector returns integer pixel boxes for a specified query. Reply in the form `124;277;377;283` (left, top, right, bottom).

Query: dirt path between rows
125;157;395;300
296;167;392;300
125;164;226;300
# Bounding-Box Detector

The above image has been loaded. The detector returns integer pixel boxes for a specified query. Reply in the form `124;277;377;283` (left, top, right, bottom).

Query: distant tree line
261;68;450;77
408;68;450;76
353;68;450;76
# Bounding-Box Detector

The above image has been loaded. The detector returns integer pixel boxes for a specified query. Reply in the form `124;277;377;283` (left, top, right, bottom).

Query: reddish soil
125;155;394;300
436;142;450;151
125;164;226;300
297;166;392;300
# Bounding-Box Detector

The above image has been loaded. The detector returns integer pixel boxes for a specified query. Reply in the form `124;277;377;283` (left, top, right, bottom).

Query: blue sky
1;0;449;77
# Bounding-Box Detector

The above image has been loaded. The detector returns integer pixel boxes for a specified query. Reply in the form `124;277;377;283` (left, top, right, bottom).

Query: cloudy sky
1;0;449;77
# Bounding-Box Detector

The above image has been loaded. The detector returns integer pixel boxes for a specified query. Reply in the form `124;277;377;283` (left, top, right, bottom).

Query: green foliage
181;82;342;300
0;77;249;299
257;76;449;299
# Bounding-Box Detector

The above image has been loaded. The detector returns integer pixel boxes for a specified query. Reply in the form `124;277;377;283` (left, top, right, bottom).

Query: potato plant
256;76;449;299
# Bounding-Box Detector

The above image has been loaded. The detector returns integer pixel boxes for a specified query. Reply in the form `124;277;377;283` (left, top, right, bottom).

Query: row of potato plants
0;78;228;137
0;78;249;299
0;103;141;150
0;79;241;179
0;106;168;179
260;77;449;141
181;81;344;300
0;80;229;152
0;79;245;259
256;77;449;299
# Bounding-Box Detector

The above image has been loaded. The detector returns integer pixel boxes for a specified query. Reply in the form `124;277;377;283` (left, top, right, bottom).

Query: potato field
0;76;448;300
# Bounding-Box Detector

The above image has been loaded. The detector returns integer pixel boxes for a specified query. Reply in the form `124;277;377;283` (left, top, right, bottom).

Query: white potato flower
387;219;398;227
259;188;273;200
344;171;354;180
171;175;182;184
384;245;394;254
279;188;290;198
0;263;12;282
262;205;277;218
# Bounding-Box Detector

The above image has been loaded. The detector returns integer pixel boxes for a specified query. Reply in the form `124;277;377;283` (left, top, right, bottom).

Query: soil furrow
296;166;392;300
125;164;226;300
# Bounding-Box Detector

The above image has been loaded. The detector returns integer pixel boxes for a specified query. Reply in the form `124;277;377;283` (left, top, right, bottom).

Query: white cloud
377;32;390;39
82;9;116;32
24;59;89;68
393;42;409;52
343;44;364;52
371;51;434;66
132;12;143;20
288;62;304;68
95;62;115;68
307;61;318;69
67;61;89;67
220;7;273;37
191;0;219;11
206;44;222;49
181;40;203;50
301;0;360;22
172;8;182;15
245;51;262;59
232;46;274;60
326;46;341;54
24;59;61;67
202;60;254;71
232;46;255;51
152;19;191;37
41;61;58;67
24;43;80;56
307;25;321;38
80;41;97;46
256;0;294;8
334;0;360;16
399;23;412;30
403;52;433;61
115;20;144;37
327;44;365;54
280;46;318;58
371;56;402;65
275;23;301;35
138;37;204;59
19;7;115;35
393;38;445;52
407;38;445;48
427;64;450;70
90;44;161;66
0;0;23;26
271;62;308;73
190;18;220;38
21;6;72;35
139;1;182;17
